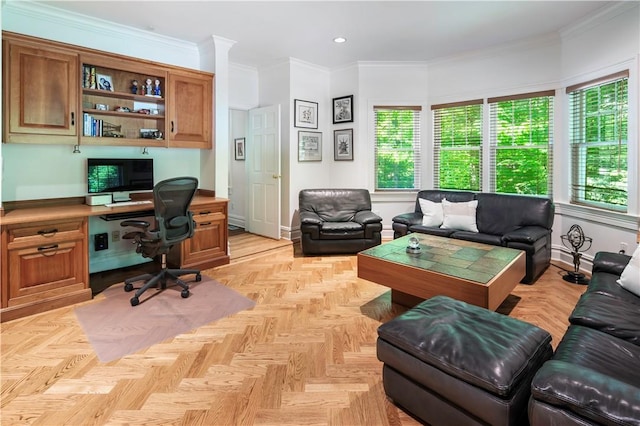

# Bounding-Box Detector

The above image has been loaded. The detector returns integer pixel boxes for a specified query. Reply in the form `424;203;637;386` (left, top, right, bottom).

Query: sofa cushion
414;190;475;213
587;269;640;307
475;193;553;236
569;292;640;345
450;231;503;246
440;199;478;232
408;225;456;237
618;244;640;297
531;325;640;425
418;198;443;227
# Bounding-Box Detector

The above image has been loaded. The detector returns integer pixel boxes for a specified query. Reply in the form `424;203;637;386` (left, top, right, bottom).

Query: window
489;91;554;196
432;100;483;191
568;71;628;211
374;106;421;190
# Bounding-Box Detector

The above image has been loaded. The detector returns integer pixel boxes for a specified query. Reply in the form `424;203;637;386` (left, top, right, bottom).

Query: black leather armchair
120;176;202;306
299;189;382;255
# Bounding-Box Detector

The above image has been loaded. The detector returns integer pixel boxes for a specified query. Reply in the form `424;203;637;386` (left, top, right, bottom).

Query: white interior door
246;105;281;239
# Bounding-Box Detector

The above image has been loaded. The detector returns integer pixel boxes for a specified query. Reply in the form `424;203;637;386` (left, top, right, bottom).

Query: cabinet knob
71;112;75;126
171;121;175;133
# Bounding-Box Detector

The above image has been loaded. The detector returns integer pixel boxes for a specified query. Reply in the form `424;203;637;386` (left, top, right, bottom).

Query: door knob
272;174;281;179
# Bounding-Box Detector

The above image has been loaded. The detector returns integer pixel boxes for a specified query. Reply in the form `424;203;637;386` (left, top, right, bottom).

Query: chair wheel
130;296;140;306
124;283;134;292
181;289;190;298
195;274;202;282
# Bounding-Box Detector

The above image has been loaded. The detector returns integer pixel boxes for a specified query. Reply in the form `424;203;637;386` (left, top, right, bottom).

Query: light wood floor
1;234;586;425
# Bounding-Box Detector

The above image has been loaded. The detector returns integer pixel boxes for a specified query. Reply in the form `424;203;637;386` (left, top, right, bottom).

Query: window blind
568;71;628;211
432;100;483;191
488;90;554;196
374;106;422;190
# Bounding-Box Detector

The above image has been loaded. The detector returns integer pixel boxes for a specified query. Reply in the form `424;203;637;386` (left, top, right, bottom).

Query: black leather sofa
299;189;382;255
529;251;640;425
392;190;555;283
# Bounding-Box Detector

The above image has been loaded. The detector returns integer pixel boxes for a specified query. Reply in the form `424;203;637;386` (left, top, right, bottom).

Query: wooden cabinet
167;70;213;149
2;31;213;149
168;200;229;270
79;53;168;147
1;218;92;322
2;37;79;144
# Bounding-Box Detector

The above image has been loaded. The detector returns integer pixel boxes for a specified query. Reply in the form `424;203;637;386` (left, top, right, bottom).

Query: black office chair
120;176;201;306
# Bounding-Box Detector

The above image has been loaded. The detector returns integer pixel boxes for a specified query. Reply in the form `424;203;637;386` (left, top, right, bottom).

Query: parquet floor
1;234;586;425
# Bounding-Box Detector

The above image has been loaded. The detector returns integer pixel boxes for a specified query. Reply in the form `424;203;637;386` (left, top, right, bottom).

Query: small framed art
334;129;353;161
294;99;318;129
298;131;322;162
234;137;246;160
332;95;353;124
97;74;114;91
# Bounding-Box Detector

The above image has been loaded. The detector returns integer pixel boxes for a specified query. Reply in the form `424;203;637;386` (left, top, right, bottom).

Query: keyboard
105;200;152;207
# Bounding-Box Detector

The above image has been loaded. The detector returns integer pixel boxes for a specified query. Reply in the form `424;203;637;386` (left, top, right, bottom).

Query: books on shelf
82;65;97;89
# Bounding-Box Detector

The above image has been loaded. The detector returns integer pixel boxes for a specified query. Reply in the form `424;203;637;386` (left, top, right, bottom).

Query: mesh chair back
153;177;198;246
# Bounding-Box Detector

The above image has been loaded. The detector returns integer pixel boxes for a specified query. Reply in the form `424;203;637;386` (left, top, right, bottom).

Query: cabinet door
167;70;213;149
4;40;79;144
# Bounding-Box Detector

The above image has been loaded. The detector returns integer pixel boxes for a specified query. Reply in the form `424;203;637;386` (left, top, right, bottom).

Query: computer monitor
88;158;154;202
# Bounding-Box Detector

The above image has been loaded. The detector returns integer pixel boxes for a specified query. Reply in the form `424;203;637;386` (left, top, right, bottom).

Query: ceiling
35;1;615;69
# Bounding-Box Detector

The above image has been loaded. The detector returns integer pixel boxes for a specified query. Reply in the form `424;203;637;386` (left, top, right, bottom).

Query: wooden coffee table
358;234;525;310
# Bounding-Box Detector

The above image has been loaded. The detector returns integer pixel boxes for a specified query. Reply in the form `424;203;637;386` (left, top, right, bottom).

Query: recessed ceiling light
333;37;347;44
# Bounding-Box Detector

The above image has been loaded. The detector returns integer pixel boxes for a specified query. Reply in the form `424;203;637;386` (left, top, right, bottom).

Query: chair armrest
592;251;631;275
355;210;382;224
392;212;422;227
120;219;151;230
300;211;323;226
502;226;549;244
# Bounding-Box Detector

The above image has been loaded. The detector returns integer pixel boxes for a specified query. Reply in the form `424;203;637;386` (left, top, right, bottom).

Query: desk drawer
7;218;85;249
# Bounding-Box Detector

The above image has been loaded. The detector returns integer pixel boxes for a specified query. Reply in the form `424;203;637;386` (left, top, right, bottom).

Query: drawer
7;218;86;248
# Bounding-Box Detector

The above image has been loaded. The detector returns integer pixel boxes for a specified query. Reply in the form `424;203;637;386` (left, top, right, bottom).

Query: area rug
74;276;255;362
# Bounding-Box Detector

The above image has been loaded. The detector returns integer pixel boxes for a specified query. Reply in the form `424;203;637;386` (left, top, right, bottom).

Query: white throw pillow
618;244;640;296
419;198;444;227
440;199;479;232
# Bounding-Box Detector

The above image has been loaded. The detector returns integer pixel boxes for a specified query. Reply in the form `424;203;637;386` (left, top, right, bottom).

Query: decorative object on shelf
140;128;160;139
153;79;161;97
298;131;322;162
561;224;592;285
145;78;153;96
131;79;138;94
95;103;108;111
234;137;246;160
334;128;353;161
115;106;131;112
102;122;123;138
97;74;113;91
333;95;354;124
294;99;318;129
406;236;421;253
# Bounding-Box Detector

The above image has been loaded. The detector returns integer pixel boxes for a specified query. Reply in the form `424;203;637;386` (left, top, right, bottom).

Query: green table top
360;233;522;285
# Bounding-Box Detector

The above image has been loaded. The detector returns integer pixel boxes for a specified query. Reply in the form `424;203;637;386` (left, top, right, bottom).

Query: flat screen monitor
88;158;154;199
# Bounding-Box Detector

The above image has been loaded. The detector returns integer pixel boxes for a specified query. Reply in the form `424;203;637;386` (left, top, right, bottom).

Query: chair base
124;267;201;306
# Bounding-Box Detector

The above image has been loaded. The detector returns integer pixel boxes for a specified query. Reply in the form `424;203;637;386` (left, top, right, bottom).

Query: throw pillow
618;244;640;296
440;199;479;232
419;198;444;227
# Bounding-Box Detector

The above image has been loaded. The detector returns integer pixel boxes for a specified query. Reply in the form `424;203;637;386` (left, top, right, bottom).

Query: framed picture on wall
298;131;322;161
333;95;353;124
294;99;318;129
334;129;353;161
234;137;246;160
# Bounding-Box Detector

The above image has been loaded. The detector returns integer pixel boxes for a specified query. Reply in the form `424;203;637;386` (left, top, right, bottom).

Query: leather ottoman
377;296;553;425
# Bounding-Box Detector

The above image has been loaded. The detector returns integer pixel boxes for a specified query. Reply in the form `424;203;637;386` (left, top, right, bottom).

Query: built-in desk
0;194;229;322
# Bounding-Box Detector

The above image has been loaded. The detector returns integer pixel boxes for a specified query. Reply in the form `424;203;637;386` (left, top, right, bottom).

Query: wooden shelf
82;88;164;103
82;108;165;119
